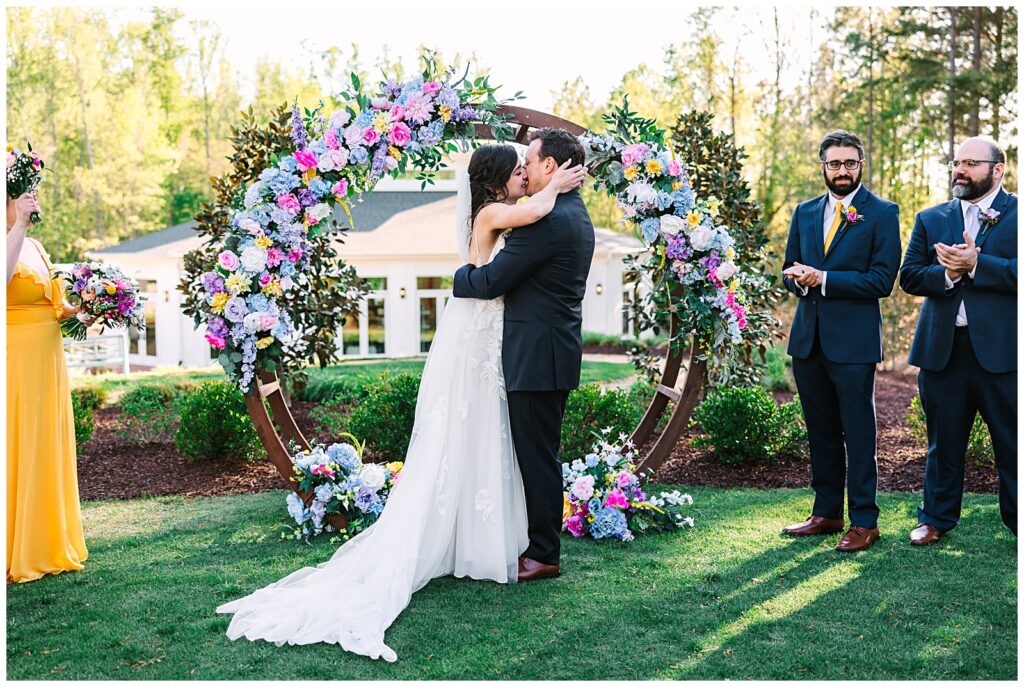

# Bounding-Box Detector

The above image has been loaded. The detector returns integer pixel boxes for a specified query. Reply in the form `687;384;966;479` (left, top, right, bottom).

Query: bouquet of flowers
6;143;45;224
286;433;404;542
58;262;146;340
562;429;695;541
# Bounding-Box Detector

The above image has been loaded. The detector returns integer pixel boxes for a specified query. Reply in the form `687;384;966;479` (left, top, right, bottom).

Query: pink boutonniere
979;207;1001;233
841;205;864;231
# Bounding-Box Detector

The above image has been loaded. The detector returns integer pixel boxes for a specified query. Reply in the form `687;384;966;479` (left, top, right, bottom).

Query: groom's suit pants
507;389;569;566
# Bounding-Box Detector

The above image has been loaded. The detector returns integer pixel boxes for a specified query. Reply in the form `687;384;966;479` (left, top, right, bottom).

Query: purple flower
201;271;224;294
290;106;307;149
297;188;316;207
665;235;692;261
223;296;249;323
208;317;229;337
371;145;390;176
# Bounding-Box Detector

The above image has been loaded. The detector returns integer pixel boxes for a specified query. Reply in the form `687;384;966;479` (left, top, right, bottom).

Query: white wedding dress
217;235;528;662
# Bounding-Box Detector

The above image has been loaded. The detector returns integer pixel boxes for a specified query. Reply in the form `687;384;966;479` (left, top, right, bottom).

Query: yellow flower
372;111;391;133
302;167;318;185
385;461;404;475
645;159;663;175
623;166;640;181
210;292;229;313
254;234;272;249
726;247;735;261
686;211;702;227
672;181;684;192
262;279;283;297
439;105;452;123
104;283;117;295
847;205;857;215
388;145;401;160
225;273;250;294
563;493;573;523
256;336;274;350
707;199;721;218
728;279;739;293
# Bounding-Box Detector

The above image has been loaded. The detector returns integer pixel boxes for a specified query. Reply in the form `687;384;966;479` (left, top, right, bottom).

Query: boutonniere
979;207;1001;233
842;205;865;229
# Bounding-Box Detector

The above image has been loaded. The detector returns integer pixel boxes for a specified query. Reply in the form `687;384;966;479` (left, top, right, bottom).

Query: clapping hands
935;230;980;280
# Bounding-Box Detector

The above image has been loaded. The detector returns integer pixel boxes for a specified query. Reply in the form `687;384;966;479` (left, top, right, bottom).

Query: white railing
63;332;130;375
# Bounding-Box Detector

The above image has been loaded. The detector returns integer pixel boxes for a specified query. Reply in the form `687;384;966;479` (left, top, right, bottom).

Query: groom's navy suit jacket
782;185;902;364
899;188;1018;373
453;189;595;391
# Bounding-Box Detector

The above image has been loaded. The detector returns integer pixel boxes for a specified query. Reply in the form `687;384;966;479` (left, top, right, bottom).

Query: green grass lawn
7;487;1015;680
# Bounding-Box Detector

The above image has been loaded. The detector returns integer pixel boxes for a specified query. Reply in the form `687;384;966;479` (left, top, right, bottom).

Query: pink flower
344;125;364;147
332;179;349;198
258;272;273;287
362;128;381;146
259;313;278;330
326;148;349;169
621;143;650;169
565;515;585;537
311;464;336;478
389;122;412;147
204;333;226;350
422;81;441;96
293;149;318;171
217;250;239;271
266;246;284;267
324;129;340;150
370;97;390;110
389;104;405;122
276;193;301;214
605;488;629;509
668;160;683;177
287;249;302;263
616;472;632;488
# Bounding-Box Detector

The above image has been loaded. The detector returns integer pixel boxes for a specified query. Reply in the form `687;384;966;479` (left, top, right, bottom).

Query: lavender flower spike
290;105;308;149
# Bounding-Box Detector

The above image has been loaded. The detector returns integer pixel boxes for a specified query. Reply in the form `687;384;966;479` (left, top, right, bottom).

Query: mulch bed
76;370;998;502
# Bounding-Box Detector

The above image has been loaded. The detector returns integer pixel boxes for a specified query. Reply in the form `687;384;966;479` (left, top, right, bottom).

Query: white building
88;177;642;369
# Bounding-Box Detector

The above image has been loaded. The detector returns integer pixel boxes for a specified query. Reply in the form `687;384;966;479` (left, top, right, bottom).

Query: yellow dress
6;240;88;583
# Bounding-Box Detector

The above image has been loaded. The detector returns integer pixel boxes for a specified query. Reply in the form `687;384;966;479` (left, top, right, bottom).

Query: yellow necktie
824;202;844;254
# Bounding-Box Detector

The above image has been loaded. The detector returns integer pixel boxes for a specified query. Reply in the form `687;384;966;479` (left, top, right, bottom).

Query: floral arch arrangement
185;60;768;500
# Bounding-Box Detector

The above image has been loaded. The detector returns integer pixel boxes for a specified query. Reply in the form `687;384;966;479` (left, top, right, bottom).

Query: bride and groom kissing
217;128;593;661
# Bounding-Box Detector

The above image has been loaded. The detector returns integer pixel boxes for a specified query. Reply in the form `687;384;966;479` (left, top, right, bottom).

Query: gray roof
93;191;456;254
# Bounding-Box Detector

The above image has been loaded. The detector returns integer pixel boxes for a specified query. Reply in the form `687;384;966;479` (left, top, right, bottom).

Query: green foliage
756;344;793;392
906;395;994;467
70;386;103;446
691;386;806;465
116;385;179;444
173;381;262;462
300;375;368;404
559;382;649;462
346;372;421;462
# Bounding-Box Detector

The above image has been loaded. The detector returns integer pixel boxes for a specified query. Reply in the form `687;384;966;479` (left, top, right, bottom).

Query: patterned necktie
824;202;844;254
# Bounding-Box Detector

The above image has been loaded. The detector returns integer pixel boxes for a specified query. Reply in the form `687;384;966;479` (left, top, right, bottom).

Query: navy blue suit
900;188;1017;535
782;186;902;528
454;189;595;564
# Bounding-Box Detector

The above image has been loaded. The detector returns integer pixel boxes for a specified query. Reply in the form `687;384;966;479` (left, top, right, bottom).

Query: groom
453;127;595;581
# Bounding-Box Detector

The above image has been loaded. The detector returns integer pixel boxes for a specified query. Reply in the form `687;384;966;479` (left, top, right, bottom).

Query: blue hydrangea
587;497;602;514
326;442;360;473
355;110;373;128
655;191;675;211
286;491;310;524
640;217;661;242
591;506;628;539
354;486;381;514
278;156;298;173
672;187;695;215
309;177;332;198
308;139;327;155
585;453;600;468
437;85;459;109
260;169;300;195
349;145;369;164
314;483;336;503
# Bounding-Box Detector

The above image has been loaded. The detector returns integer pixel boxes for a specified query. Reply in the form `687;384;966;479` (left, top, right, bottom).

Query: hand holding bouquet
6;143;45;225
59;262;146;340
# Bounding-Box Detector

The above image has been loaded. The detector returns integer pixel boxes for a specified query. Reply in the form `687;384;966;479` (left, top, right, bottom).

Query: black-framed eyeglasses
823;159;863;171
947;159;999;171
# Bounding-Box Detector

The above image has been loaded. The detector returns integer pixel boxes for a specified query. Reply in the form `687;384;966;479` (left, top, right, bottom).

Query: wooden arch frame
245;105;705;505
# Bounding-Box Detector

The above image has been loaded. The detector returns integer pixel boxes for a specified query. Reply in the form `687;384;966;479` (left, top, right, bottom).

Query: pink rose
217;250;239;271
370;97;390;110
422;81;441;97
327;148;349;169
266;246;283;267
344;125;364;147
616;472;632;488
389;104;405;122
258;272;273;287
389;122;412;147
293;149;318;171
204;333;226;350
276;193;301;215
324;129;340;150
259;313;278;330
565;515;585;537
331;179;349;198
287;249;302;263
668;160;683;177
605;488;629;510
362;128;381;146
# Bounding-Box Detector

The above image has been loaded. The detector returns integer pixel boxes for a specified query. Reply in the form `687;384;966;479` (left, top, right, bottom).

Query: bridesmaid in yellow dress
6;192;89;583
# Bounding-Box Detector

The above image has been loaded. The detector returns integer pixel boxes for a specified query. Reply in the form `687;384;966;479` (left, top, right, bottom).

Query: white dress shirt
797;184;861;296
945;184;1002;326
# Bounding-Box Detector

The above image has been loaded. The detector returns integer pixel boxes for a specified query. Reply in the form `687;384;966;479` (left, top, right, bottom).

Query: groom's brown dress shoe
517;556;560;582
909;523;943;546
836;526;880;552
781;515;845;536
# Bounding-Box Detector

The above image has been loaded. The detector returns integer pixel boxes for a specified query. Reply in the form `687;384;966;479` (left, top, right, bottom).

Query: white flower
683;516;695;527
660;214;685;236
280;276;295;291
286;492;309;524
238;218;262;235
625;181;657;207
306;203;331;223
716;261;738;281
689;226;713;251
239;246;268;274
359;463;387;491
243;312;263;334
329;110;352;130
570;475;595;501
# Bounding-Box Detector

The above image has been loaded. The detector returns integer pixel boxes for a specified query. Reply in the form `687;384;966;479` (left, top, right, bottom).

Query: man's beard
951;168;995;200
823;168;861;197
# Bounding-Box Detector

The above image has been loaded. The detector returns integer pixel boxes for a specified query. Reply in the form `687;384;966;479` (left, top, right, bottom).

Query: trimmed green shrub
906;395;994;467
173;381;262;462
559;382;648;462
757;344;793;392
70;387;103;446
309;395;353;439
346;372;421;461
117;385;179;444
301;375;369;404
691;386;806;465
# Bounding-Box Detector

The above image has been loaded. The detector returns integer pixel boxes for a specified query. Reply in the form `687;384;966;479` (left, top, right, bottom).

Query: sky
97;0;831;112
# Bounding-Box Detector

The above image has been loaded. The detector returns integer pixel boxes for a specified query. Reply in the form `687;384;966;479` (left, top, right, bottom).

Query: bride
217;145;586;662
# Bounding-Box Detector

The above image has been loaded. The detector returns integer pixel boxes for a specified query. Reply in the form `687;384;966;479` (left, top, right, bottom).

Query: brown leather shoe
517;556;560;582
909;523;943;546
782;515;845;536
836;526;880;552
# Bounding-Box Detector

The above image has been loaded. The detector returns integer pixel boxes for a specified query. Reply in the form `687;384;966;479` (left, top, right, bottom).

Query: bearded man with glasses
900;136;1018;545
780;130;902;552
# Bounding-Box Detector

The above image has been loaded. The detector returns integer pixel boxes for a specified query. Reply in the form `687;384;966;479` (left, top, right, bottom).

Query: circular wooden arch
245;105;705;507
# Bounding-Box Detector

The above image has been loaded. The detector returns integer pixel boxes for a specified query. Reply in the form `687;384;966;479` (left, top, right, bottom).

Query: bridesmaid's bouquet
286;435;404;541
6;142;45;224
562;430;695;541
58;262;146;340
